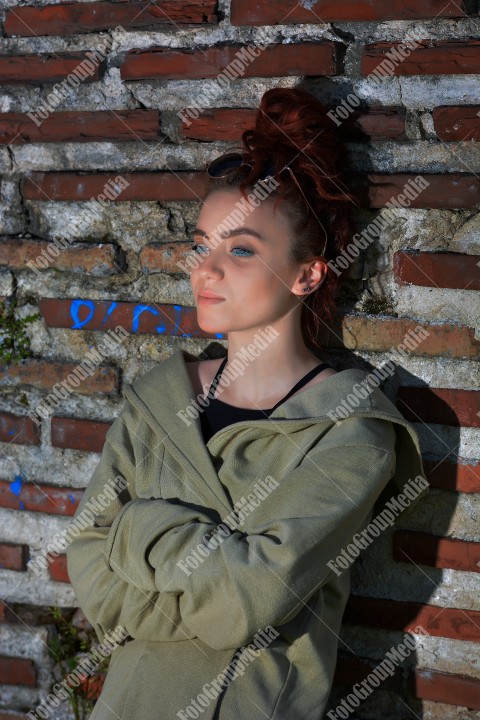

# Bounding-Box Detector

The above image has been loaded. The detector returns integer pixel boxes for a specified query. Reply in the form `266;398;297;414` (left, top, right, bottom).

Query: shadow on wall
323;357;463;720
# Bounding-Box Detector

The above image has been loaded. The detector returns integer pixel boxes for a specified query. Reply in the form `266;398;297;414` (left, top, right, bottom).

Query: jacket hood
123;348;429;520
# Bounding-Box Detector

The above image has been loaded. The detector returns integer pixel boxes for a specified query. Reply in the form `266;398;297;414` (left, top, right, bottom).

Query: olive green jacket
66;348;428;719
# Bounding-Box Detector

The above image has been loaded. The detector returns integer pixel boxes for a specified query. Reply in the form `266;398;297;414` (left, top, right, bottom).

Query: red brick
180;106;407;142
433;106;480;142
37;299;480;357
140;241;194;273
343;106;407;141
362;40;480;76
24;171;480;209
22;171;207;201
51;417;110;452
231;0;473;25
0;713;28;720
0;601;72;625
0;238;123;275
0;479;82;516
394;251;480;290
39;297;214;338
0;358;119;395
393;531;480;573
0;601;6;622
322;313;480;359
4;0;217;37
422;457;480;493
0;412;40;446
0;655;36;686
343;596;480;642
397;387;480;427
0;110;161;144
49;554;69;583
120;42;343;81
0;53;103;84
410;668;480;709
353;172;480;209
0;543;28;572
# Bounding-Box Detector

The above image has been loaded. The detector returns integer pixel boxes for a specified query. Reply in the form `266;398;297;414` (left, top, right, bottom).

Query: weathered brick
323;314;480;359
24;171;480;209
422;458;480;493
180;106;407;142
140;241;194;273
120;42;343;81
343;596;480;642
0;543;28;572
49;554;69;583
0;53;103;84
0;601;72;626
0;412;40;446
0;712;29;720
362;40;480;76
231;0;473;25
51;417;110;452
4;0;217;37
353;173;480;209
393;531;480;573
22;171;207;201
0;479;82;516
0;655;36;687
37;300;480;357
433;106;480;142
410;668;480;709
39;298;212;338
0;238;123;276
0;110;161;144
397;387;480;427
0;358;119;395
394;250;480;290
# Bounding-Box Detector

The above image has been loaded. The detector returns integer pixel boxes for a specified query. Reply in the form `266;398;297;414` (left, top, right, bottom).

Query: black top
199;356;332;444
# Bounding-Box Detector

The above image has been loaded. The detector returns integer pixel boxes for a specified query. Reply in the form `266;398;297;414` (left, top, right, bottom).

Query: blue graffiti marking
133;305;159;333
10;477;22;496
100;301;117;327
70;300;95;330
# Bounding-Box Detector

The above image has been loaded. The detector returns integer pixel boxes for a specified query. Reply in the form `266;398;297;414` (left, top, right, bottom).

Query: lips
198;290;224;299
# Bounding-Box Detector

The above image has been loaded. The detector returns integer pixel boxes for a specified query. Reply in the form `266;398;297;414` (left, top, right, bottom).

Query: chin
196;317;228;334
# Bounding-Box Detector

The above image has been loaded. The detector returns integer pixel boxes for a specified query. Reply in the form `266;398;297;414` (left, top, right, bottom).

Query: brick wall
0;0;479;717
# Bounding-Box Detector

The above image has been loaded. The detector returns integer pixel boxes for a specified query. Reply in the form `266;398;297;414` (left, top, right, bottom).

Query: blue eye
232;247;253;257
191;243;253;257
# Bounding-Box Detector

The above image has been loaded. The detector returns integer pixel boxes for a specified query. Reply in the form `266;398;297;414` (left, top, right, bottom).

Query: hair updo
204;86;359;355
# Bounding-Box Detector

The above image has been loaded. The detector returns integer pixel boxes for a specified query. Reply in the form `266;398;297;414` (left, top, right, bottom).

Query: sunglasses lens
207;153;244;178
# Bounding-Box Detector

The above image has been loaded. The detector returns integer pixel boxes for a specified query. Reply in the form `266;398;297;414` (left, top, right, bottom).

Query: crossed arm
67;398;396;651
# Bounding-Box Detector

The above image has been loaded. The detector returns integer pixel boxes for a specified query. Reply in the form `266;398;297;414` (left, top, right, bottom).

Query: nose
196;246;224;281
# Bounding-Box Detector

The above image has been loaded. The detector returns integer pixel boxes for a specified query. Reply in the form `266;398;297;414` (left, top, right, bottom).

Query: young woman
66;87;428;719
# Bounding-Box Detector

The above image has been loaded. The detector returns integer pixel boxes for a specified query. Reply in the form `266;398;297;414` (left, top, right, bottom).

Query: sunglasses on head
206;151;329;257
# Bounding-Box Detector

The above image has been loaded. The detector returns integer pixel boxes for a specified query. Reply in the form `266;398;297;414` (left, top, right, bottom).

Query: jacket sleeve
104;417;397;651
65;399;199;645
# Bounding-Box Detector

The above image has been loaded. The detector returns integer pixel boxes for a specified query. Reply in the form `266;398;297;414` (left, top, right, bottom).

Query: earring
302;286;310;292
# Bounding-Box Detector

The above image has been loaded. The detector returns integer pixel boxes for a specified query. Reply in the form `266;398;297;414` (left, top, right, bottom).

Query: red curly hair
204;87;360;354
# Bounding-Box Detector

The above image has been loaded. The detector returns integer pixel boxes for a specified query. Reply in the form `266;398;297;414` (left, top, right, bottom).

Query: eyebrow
192;227;266;242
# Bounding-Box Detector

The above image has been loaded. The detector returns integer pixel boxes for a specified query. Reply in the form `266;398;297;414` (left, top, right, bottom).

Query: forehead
198;188;289;231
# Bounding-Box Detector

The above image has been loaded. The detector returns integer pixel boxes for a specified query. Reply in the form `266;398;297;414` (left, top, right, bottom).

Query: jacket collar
122;348;427;515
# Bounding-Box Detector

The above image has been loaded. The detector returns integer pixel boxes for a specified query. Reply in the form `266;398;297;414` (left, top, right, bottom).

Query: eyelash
191;243;254;258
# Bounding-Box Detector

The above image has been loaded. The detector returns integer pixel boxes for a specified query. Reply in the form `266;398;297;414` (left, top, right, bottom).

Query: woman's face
189;188;307;335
